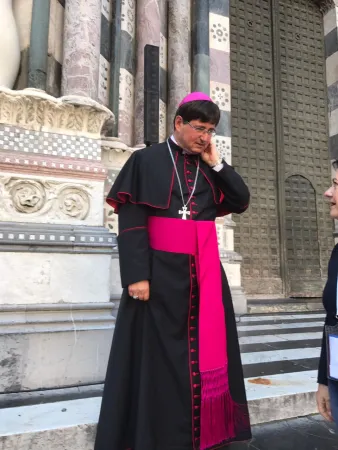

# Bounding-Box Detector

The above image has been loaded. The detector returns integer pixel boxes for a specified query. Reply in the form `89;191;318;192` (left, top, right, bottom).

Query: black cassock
95;139;252;450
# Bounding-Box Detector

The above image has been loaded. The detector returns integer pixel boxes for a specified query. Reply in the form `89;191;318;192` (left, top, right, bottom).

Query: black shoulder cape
107;140;228;215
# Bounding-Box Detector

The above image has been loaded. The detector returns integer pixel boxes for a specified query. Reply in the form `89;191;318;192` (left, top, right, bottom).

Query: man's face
324;173;338;219
174;116;216;154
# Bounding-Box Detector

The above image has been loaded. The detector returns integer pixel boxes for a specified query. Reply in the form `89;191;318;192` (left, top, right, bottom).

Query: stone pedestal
0;88;117;395
101;136;136;301
217;215;247;315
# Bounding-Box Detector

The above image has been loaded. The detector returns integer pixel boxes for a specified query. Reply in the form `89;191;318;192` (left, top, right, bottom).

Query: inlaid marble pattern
160;33;168;70
98;55;110;106
159;99;167;141
0;125;101;161
215;135;231;165
210;81;231;112
121;0;136;36
119;69;134;113
118;69;135;146
209;13;230;52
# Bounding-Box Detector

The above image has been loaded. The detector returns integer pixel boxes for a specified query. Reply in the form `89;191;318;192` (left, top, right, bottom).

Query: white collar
170;135;194;155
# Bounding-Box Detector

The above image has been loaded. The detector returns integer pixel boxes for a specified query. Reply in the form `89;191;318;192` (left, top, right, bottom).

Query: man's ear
174;115;183;131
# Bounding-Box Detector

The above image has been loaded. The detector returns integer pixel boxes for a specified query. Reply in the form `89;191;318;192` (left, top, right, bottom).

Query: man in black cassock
94;92;252;450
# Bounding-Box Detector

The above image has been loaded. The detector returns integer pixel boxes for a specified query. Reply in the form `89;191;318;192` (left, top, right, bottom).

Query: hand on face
201;139;220;167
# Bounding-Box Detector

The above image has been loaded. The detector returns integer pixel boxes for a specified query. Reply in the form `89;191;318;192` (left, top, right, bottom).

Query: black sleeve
117;202;151;288
213;161;250;214
317;315;329;386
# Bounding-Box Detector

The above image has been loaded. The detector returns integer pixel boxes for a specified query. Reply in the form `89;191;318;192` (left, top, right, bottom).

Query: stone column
0;88;116;395
134;0;161;145
61;0;101;100
118;0;136;146
167;0;191;131
159;0;168;141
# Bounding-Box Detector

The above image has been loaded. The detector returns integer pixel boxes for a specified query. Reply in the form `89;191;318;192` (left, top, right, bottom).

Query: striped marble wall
159;0;168;142
118;0;136;146
209;0;231;165
99;0;112;107
324;4;338;160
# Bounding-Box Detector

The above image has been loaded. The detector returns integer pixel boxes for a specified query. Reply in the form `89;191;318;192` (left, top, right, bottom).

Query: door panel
230;0;332;297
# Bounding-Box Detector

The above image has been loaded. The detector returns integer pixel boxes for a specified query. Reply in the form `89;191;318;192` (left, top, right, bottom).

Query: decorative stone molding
0;302;117;334
101;137;141;233
101;137;135;170
0;88;114;137
0;176;94;223
0;222;117;253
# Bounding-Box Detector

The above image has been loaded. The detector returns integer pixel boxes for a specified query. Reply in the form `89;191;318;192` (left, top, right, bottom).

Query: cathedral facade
0;0;337;446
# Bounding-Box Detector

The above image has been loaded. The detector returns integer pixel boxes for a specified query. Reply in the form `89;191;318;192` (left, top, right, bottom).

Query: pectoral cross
179;206;190;220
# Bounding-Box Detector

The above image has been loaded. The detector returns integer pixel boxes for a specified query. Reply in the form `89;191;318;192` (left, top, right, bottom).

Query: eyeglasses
184;121;217;137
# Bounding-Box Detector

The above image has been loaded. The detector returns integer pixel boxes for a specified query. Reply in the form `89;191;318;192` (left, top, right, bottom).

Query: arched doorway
230;0;333;297
285;175;322;296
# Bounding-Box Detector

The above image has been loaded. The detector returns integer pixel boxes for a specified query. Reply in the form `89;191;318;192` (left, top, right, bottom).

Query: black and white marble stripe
238;311;324;401
324;6;338;159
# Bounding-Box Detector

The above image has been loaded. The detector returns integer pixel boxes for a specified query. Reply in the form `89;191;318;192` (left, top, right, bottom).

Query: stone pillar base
221;250;248;315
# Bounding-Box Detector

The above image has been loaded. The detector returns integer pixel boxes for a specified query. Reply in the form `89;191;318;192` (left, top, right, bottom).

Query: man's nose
324;187;333;198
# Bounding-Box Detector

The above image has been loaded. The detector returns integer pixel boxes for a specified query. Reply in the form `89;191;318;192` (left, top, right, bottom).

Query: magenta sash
148;217;235;449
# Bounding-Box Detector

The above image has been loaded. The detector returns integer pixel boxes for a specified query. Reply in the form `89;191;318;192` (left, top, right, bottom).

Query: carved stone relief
9;180;46;214
58;187;90;220
0;176;91;222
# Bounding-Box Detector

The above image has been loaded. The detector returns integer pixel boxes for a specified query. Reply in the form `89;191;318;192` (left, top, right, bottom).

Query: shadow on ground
231;415;338;450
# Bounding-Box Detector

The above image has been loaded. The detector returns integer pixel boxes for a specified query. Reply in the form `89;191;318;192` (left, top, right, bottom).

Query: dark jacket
318;244;338;385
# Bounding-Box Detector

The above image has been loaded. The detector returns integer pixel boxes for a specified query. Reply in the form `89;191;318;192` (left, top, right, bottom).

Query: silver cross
179;206;190;220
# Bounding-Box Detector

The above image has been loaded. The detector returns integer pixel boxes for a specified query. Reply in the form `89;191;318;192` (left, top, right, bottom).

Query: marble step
247;298;324;314
0;312;325;449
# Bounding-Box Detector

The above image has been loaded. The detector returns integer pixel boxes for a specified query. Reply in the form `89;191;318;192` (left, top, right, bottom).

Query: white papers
329;335;338;380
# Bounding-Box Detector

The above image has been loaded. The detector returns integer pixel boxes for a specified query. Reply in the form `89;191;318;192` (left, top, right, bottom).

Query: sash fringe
200;366;249;450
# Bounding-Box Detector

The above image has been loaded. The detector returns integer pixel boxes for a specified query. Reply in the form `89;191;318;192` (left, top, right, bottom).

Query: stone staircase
247;297;324;314
0;311;325;449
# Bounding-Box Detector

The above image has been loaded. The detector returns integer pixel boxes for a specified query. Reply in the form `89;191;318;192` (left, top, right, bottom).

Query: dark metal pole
109;0;122;137
144;45;160;147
